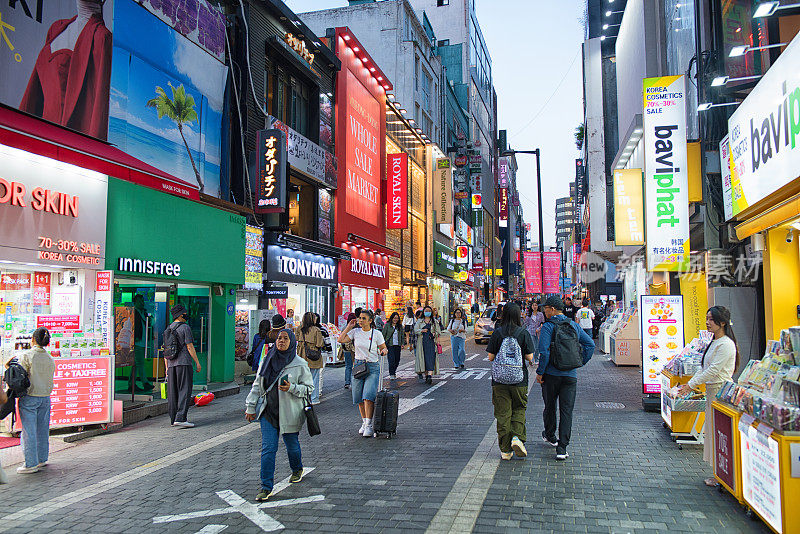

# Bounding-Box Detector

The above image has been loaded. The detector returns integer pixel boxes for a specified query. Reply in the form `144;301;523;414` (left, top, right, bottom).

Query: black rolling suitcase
373;354;399;438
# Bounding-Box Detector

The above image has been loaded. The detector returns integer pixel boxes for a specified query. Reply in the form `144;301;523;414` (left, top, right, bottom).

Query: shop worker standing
166;304;202;428
536;296;595;460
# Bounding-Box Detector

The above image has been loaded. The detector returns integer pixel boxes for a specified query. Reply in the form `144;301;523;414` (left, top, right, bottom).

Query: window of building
287;175;317;240
437;0;449;6
422;70;432;113
414;56;420;92
264;64;313;139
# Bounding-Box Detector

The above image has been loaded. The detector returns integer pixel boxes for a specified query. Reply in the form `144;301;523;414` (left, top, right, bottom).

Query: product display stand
660;370;706;446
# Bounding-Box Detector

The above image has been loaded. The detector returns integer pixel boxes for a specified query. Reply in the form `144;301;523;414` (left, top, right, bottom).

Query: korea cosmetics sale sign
642;75;690;272
640;295;684;394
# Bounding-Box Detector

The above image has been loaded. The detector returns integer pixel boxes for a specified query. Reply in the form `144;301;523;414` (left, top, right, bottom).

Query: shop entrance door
172;284;210;387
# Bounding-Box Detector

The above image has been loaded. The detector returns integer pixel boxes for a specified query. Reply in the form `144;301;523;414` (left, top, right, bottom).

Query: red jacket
19;14;112;140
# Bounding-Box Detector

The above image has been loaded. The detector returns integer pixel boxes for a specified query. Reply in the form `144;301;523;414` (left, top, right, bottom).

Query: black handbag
352;331;374;380
304;395;321;436
302;332;322;362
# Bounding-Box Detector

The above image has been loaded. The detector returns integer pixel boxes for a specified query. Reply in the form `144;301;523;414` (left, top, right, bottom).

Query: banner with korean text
643;75;690;271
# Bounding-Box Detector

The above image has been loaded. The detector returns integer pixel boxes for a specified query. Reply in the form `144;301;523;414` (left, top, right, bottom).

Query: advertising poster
642;75;689;271
543;251;560;294
95;270;113;351
719;135;737;221
114;306;135;367
523;251;541;294
0;1;114;140
436;159;453;224
387;153;408;229
32;272;51;306
640;295;684;394
613;169;645;246
344;69;381;226
244;226;264;290
318;189;333;243
679;273;708;342
714;408;736;491
109;0;227;198
726;31;800;220
741;425;781;533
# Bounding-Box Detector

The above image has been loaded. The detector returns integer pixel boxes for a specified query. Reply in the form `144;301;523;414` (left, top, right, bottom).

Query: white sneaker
389;374;396;380
556;452;569;461
358;421;367;435
362;423;374;438
36;462;47;468
16;466;39;474
500;451;513;460
511;437;527;458
174;421;195;428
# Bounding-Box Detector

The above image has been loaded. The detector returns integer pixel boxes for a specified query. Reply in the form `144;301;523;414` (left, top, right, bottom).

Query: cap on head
171;304;188;319
544;296;565;311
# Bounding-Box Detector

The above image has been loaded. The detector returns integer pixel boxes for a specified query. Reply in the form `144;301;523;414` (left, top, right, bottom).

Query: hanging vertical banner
642;75;689;271
387;153;408;229
523;251;541;294
679;273;708;342
498;187;509;227
543;251;560;294
613;169;645;245
255;128;287;213
436;159;452;224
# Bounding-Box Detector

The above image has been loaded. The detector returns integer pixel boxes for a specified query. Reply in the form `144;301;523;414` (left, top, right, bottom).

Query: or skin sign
642;75;689;272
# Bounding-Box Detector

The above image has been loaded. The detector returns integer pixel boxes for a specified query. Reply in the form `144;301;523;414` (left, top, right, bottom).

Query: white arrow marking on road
398;381;446;416
451;369;488;380
194;526;228;534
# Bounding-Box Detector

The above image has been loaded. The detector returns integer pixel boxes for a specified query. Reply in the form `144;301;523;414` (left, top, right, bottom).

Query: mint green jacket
245;356;313;434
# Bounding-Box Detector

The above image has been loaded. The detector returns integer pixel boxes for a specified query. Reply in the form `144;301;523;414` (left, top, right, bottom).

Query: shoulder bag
304;395;321;436
352;330;374;380
302;331;322;362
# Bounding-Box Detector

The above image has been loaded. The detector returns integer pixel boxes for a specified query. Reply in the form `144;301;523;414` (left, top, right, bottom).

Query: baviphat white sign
726;31;800;220
642;75;690;272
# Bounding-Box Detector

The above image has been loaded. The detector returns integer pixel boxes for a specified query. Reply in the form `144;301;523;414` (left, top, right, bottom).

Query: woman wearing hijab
245;329;313;502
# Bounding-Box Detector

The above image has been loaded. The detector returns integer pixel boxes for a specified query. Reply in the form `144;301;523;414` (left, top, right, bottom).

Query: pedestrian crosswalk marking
451;369;488;380
152;468;324;532
195;525;228;534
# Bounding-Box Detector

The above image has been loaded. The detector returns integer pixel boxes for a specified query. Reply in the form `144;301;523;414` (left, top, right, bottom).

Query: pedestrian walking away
8;327;55;474
164;304;202;428
338;310;388;437
339;312;357;389
314;313;333;401
448;308;468;370
296;312;325;405
414;306;441;384
576;299;595;339
678;306;738;487
536;296;595;460
486;303;535;460
382;312;404;379
245;328;313;502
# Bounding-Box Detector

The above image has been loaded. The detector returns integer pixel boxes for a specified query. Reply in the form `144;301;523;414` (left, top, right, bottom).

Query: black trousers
167;365;193;424
387;345;401;375
542;374;577;453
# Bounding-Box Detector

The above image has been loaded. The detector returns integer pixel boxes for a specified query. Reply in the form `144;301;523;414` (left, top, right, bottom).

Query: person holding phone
339;310;388;438
245;329;313;502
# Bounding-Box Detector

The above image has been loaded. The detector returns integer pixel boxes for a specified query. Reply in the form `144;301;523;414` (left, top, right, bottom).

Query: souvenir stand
659;333;712;440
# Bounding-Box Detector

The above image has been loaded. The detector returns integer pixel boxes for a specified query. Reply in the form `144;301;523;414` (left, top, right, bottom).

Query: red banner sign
387;153;408;229
345;70;381;227
0;273;31;290
543;251;561;294
32;272;51;305
524;252;541;294
96;270;112;292
37;315;81;332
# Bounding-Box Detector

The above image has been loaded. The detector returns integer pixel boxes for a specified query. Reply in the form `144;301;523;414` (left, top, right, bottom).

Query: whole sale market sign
726;31;800;220
642;75;690;272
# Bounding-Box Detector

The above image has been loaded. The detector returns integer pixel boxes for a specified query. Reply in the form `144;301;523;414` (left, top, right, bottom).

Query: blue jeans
351;361;380;405
310;367;321;403
343;351;354;386
259;419;302;492
18;395;51;468
451;336;466;367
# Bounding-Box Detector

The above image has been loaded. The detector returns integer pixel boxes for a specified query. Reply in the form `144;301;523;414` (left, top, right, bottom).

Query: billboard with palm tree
108;0;227;198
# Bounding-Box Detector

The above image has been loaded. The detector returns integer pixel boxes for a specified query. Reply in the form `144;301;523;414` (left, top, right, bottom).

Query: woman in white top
339;310;388;437
679;306;738;486
448;308;468;370
402;307;415;348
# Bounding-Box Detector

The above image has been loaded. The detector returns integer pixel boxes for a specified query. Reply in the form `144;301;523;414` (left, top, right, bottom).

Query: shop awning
345;233;400;258
735;192;800;239
0;105;200;200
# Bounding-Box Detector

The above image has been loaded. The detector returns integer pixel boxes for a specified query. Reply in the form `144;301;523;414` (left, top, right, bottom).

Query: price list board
15;357;113;429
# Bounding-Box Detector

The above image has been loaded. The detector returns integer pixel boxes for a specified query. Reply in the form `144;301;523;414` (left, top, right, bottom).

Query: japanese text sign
255;129;287;213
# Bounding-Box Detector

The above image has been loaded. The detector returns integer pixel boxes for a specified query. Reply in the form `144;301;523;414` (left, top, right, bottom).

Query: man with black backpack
536;296;595;460
163;304;202;428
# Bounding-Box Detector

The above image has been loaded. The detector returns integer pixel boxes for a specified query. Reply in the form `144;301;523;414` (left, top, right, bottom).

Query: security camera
787;230;794;244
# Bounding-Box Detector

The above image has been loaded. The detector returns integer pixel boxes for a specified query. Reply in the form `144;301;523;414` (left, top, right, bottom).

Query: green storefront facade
105;178;245;385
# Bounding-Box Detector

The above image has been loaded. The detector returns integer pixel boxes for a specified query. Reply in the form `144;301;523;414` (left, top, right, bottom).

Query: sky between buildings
284;0;585;248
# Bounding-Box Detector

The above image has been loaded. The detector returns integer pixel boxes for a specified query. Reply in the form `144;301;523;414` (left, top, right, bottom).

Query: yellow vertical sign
613;169;645;245
679;274;708;341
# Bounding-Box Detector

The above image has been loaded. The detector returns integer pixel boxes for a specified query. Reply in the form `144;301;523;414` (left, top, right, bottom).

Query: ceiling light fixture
711;74;762;86
697;101;739;112
752;1;800;17
729;42;787;57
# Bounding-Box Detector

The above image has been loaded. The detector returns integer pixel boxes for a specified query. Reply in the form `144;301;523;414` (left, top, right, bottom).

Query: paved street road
0;338;768;533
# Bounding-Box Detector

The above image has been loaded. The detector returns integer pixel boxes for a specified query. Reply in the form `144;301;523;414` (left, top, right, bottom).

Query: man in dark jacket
536;296;595;460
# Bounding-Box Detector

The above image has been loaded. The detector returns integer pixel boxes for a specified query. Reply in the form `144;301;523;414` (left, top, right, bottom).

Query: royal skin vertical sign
387;153;408;229
642;75;690;272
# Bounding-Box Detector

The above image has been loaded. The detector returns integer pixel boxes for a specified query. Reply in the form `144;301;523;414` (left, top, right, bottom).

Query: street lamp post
501;148;544;298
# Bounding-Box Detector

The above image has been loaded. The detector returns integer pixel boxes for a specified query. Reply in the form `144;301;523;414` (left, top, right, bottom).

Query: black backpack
4;359;30;397
162;323;183;360
550;320;583;371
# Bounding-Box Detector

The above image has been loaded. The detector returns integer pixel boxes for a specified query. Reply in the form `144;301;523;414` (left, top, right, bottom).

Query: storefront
263;233;347;326
105;178;244;388
339;243;390;318
0;142;115;429
431;241;457;321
